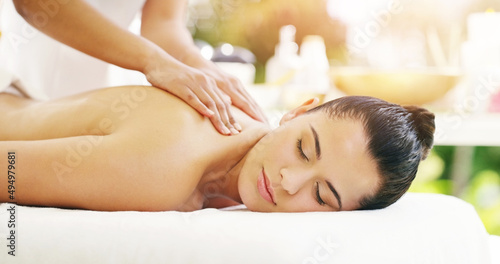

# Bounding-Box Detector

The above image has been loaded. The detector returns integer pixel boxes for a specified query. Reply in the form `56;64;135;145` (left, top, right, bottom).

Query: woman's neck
198;118;271;204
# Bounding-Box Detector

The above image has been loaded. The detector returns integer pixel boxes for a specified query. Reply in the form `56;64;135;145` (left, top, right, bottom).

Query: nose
279;168;314;195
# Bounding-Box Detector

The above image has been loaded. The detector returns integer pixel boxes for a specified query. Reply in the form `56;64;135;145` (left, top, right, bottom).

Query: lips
257;168;276;205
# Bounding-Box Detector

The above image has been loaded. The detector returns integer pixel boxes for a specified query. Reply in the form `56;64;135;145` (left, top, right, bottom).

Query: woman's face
238;105;380;212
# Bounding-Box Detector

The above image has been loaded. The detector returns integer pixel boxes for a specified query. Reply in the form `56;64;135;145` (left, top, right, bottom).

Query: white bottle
265;25;301;85
282;35;330;110
299;35;330;95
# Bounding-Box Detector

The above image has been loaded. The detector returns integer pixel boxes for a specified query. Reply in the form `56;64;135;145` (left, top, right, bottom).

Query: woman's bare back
0;86;267;211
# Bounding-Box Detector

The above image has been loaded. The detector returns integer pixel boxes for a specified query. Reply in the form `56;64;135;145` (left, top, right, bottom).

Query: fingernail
230;128;239;135
206;109;215;117
234;122;242;131
222;126;231;135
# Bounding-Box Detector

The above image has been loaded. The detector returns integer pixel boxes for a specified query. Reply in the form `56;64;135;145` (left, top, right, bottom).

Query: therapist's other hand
144;51;240;136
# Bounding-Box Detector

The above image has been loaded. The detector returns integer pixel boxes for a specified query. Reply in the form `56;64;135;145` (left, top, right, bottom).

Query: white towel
0;67;49;100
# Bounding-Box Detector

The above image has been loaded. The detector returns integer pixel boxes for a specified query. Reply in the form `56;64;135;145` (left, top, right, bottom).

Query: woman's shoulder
88;85;185;107
84;85;198;121
92;85;269;148
94;85;265;130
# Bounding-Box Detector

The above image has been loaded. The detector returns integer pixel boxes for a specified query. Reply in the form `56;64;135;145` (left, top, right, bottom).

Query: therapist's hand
144;50;241;136
140;0;267;134
187;56;268;126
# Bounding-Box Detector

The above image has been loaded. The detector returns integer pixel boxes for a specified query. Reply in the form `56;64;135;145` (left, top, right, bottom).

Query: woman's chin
241;196;276;212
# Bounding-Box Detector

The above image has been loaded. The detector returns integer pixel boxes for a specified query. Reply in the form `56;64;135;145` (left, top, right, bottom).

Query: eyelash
316;182;326;206
296;139;309;162
297;139;324;206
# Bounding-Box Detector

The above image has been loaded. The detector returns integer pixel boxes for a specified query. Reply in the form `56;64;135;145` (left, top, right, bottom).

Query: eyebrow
326;181;342;210
309;124;341;210
309;125;321;160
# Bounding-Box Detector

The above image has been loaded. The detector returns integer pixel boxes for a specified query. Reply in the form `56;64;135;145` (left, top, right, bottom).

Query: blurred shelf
434;113;500;146
250;85;500;147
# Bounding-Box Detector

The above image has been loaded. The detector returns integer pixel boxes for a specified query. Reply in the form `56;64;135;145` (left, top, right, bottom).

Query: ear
279;98;320;126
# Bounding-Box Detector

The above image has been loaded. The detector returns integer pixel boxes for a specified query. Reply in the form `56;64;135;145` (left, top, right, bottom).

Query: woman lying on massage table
0;86;434;212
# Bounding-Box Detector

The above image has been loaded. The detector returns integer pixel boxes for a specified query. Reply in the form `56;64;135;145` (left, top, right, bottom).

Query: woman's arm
0;132;200;211
0;90;199;211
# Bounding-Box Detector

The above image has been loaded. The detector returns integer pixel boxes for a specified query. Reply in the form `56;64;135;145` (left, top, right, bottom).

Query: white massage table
0;193;497;264
0;68;498;264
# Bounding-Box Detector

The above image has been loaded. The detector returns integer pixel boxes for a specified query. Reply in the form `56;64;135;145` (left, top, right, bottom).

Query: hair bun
403;106;435;160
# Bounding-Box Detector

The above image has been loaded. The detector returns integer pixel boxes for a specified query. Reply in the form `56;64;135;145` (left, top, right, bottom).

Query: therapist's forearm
142;22;201;65
13;0;159;73
141;0;203;66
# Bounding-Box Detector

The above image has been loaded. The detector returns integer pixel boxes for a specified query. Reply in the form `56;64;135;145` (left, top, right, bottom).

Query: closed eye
316;182;325;206
296;139;309;162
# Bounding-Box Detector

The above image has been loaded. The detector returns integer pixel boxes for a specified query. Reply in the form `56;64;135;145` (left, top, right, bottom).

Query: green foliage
190;0;347;65
413;146;500;235
463;170;500;235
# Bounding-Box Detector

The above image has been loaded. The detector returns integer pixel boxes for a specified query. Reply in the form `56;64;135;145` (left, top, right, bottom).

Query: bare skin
12;0;267;134
0;87;380;212
0;86;268;211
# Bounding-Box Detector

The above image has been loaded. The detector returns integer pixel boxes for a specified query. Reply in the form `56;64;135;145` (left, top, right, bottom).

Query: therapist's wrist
182;49;215;71
138;40;168;74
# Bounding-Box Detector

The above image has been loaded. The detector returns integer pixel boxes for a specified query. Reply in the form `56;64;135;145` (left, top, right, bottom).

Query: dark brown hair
308;96;435;210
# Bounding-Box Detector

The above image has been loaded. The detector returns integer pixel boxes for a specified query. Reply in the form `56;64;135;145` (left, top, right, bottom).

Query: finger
198;70;257;120
220;78;268;123
145;64;218;119
220;77;266;121
202;80;239;135
213;87;241;133
187;83;232;135
239;93;268;123
175;84;216;118
222;93;232;105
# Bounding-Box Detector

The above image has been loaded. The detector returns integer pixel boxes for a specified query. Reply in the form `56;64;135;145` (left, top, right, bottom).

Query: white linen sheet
0;193;493;264
490;235;500;264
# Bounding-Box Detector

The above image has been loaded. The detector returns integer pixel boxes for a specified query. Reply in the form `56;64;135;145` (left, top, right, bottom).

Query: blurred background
187;0;500;235
0;0;498;235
